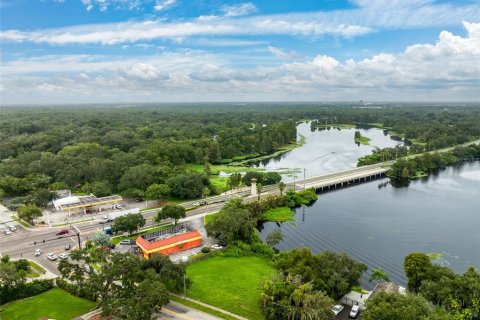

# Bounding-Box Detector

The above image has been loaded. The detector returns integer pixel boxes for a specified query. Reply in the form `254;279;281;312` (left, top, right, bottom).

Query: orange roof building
136;230;202;259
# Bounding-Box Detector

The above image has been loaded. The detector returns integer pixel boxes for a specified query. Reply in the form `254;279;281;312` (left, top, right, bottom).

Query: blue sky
0;0;479;104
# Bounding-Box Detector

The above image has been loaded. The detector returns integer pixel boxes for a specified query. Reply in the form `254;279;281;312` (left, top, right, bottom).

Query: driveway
335;304;354;320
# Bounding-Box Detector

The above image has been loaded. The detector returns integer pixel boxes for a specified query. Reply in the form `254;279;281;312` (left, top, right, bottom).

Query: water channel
257;122;480;288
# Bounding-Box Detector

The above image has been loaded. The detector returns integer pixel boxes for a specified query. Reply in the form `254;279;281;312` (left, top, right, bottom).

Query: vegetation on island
354;130;371;145
388;144;480;180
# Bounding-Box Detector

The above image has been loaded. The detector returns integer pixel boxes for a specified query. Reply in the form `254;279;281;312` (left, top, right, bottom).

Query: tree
266;229;283;248
260;274;334;320
167;173;212;199
155;204;186;225
81;181;112;197
93;231;111;247
257;183;263;201
112;213;146;235
142;254;189;291
228;172;242;189
363;292;432;320
206;199;257;245
18;204;42;224
203;163;212;176
278;181;286;195
404;252;431;293
59;250;170;319
146;183;170;204
370;268;390;283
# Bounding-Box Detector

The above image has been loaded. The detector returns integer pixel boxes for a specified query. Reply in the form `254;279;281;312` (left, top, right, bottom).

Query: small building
136;228;202;259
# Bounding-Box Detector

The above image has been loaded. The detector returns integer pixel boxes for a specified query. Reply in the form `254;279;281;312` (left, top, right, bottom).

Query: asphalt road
0;163;390;277
157;301;222;320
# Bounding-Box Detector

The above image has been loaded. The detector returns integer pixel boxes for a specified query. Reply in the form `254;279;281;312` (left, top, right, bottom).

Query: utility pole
303;168;306;189
71;225;82;249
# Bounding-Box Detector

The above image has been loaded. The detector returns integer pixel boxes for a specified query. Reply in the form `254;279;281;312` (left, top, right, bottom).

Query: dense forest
1;103;479;204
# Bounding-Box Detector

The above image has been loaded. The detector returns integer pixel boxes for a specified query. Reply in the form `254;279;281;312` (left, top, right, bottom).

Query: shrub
201;247;211;253
0;279;54;305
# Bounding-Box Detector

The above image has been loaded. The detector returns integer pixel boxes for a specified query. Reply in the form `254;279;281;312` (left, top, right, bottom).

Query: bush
56;278;96;301
201;247;211;253
0;279;54;305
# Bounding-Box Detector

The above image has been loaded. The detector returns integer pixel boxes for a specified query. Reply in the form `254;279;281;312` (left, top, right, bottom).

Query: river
257;123;480;288
252;122;402;179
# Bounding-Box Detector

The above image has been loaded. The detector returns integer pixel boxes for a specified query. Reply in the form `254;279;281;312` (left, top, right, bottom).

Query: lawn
263;206;295;222
0;288;95;320
187;256;275;320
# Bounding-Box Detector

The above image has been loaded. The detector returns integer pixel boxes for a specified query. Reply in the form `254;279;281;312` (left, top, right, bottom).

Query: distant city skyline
0;0;479;104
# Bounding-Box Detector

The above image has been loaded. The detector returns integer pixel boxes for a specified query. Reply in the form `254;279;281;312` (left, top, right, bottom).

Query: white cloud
267;46;300;60
1;23;479;103
154;0;175;11
221;3;257;17
5;1;478;45
81;0;144;12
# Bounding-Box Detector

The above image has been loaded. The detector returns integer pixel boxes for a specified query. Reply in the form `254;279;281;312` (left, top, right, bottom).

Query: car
211;244;223;250
192;202;201;206
120;239;135;245
332;305;344;316
56;229;69;236
8;225;17;232
349;305;360;318
3;229;12;235
34;249;42;256
64;244;71;250
99;216;113;224
59;253;69;260
47;253;57;261
114;204;123;209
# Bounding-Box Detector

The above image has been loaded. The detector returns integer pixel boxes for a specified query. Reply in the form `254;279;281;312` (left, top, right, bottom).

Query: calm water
257;123;480;288
252;122;402;179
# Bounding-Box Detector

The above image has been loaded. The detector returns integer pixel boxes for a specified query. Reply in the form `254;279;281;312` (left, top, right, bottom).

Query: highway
0;163;391;276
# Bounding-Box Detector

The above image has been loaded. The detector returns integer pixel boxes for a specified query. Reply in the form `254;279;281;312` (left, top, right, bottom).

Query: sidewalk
171;293;250;320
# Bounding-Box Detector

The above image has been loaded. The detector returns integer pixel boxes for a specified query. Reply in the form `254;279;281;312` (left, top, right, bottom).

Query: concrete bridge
281;163;392;193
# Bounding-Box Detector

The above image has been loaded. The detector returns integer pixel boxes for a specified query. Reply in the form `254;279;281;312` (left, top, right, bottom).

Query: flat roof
59;195;122;210
136;230;202;253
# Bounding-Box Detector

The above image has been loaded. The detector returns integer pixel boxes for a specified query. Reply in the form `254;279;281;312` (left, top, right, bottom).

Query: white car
59;253;69;260
8;225;17;232
332;304;344;316
349;305;360;318
211;244;223;250
34;249;42;256
192;202;201;206
47;253;57;261
3;229;12;235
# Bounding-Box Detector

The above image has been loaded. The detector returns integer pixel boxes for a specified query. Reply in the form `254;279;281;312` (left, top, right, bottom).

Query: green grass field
263;206;295;222
0;288;95;320
187;256;275;320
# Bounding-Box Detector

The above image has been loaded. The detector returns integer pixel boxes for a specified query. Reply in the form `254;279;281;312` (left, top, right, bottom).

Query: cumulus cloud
1;23;479;103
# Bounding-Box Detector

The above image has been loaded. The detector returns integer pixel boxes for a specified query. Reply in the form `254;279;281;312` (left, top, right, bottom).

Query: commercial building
136;225;202;259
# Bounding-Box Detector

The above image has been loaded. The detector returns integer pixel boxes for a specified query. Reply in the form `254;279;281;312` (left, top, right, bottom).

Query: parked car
34;249;42;256
332;305;344;316
56;229;69;236
3;229;12;235
59;253;69;260
47;253;57;261
192;202;201;206
120;239;135;245
211;244;223;250
349;305;360;318
64;244;71;250
8;225;17;232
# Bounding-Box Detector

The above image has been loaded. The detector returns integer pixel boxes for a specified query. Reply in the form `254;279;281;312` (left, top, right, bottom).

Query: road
157;301;222;320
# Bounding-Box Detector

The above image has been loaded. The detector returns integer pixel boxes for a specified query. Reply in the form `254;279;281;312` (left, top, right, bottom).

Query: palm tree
257;183;263;201
278;182;286;195
370;268;390;283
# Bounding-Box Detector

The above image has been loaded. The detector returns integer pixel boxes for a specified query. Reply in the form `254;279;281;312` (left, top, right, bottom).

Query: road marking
162;307;195;320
